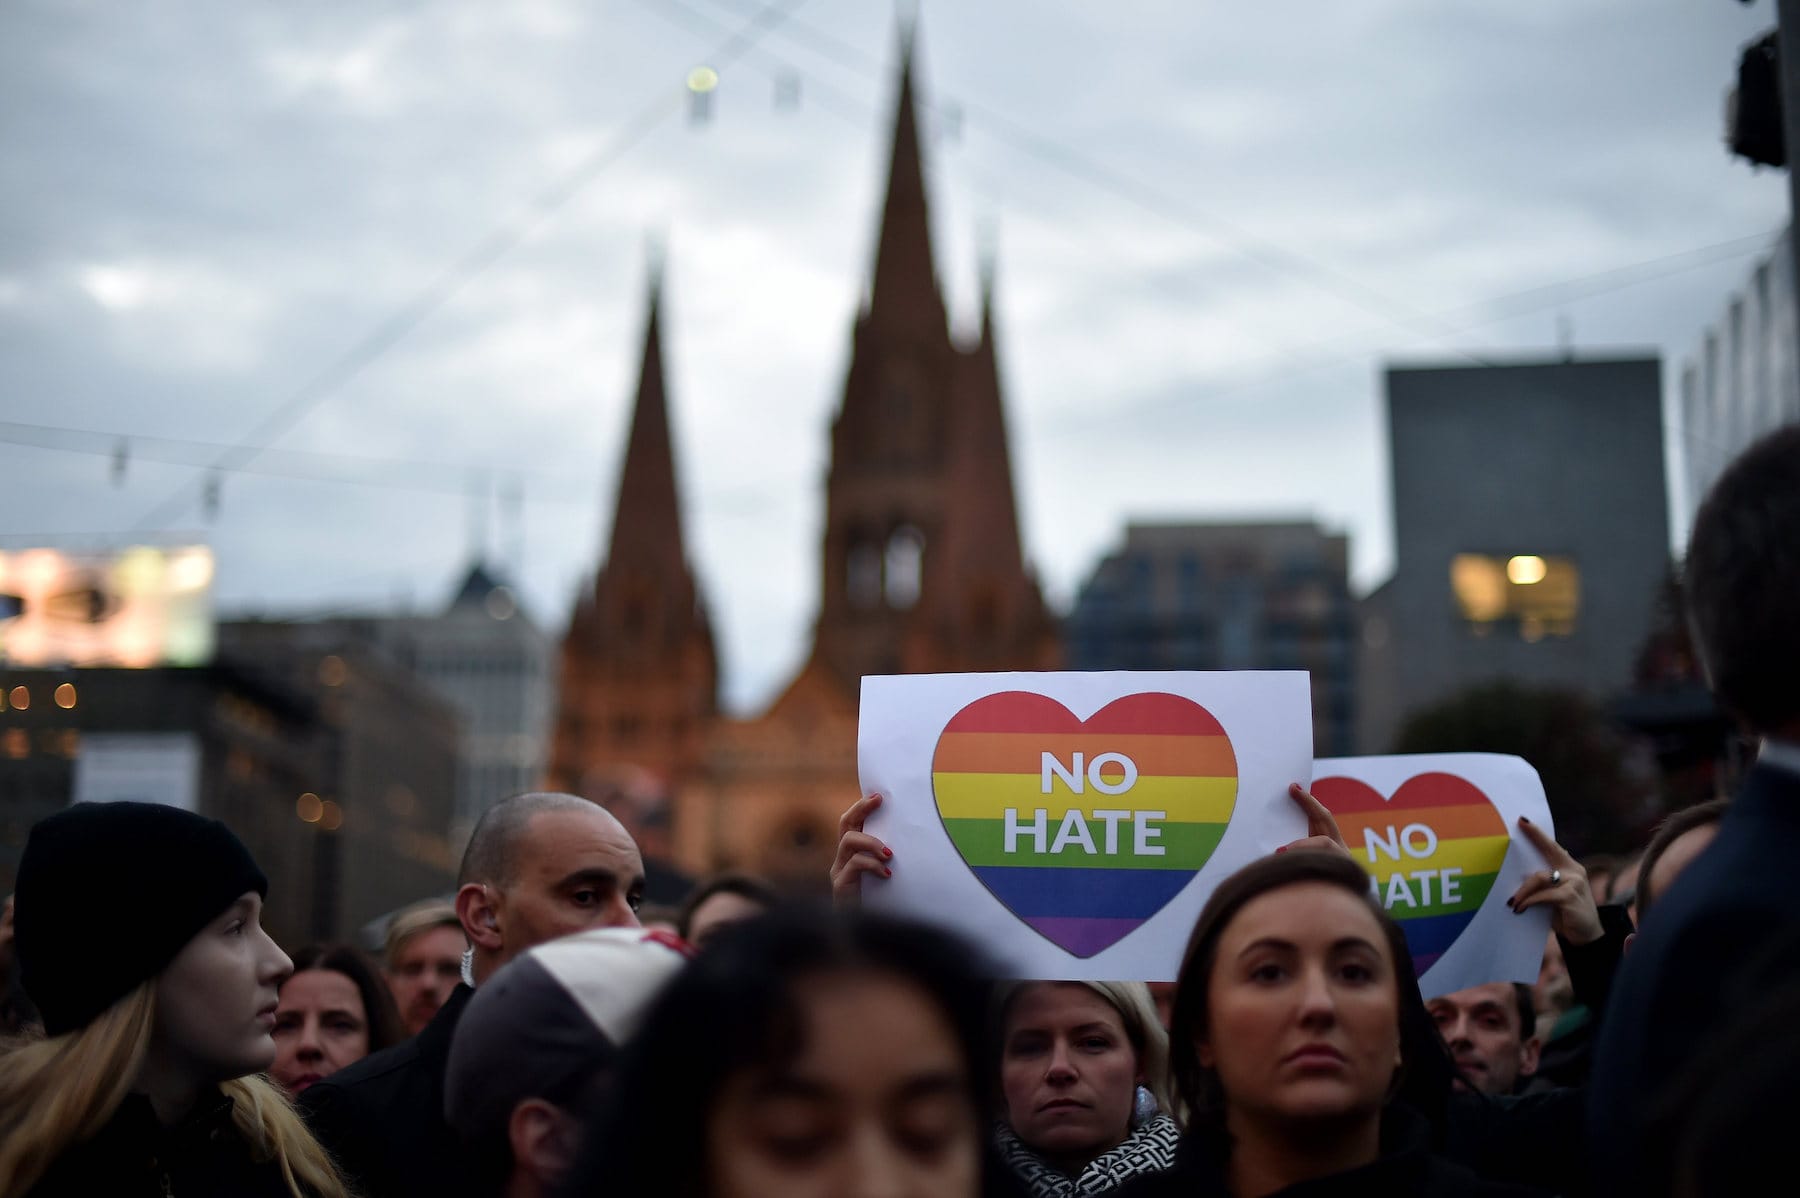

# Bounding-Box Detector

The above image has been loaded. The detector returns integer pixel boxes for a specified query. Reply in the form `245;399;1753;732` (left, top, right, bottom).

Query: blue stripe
1398;910;1475;962
972;865;1196;919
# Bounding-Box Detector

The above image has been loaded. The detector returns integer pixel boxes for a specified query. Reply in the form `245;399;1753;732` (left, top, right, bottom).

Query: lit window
884;527;925;610
1451;554;1579;636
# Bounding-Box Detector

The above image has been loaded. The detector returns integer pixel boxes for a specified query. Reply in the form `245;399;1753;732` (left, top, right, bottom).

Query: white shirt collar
1758;738;1800;778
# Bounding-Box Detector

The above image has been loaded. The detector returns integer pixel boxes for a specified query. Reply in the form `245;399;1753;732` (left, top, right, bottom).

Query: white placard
1311;753;1554;998
858;671;1313;981
72;732;202;811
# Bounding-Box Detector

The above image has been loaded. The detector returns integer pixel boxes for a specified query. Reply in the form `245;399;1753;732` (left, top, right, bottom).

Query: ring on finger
1548;868;1562;886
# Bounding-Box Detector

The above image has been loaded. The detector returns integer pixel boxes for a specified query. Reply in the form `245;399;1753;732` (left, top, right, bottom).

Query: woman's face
1000;983;1141;1166
270;968;372;1093
1197;881;1401;1128
707;971;981;1198
153;892;293;1082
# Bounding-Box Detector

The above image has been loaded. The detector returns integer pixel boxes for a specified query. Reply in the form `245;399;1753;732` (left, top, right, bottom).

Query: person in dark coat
1114;851;1547;1198
1589;425;1800;1197
0;801;348;1198
298;791;647;1198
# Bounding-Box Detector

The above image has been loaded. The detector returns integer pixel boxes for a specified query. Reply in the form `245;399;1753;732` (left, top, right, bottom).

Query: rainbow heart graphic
1310;773;1512;976
931;691;1238;958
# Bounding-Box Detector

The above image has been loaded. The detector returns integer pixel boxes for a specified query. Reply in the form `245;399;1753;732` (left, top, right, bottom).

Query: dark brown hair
1686;425;1800;733
1635;798;1730;920
287;942;405;1054
1167;851;1449;1129
677;872;778;941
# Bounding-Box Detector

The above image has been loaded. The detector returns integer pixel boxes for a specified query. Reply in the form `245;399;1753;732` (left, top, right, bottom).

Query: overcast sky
0;0;1787;711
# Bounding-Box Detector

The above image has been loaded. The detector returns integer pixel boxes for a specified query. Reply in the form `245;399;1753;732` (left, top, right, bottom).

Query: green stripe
1373;870;1497;920
942;816;1227;870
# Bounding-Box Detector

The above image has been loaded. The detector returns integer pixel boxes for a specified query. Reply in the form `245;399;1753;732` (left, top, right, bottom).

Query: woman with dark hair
567;906;1022;1198
677;872;779;948
270;943;405;1096
1117;851;1544;1198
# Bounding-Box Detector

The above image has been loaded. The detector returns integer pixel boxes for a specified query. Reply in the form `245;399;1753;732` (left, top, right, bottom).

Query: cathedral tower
549;264;717;793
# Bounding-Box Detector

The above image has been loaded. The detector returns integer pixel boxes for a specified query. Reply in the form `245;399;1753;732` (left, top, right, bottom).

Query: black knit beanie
15;801;269;1036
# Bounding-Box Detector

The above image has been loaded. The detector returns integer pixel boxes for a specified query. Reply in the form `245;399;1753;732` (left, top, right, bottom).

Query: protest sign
858;671;1312;980
1311;753;1554;997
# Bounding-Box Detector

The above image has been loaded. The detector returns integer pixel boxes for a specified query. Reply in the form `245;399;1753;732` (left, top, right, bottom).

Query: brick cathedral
547;45;1060;883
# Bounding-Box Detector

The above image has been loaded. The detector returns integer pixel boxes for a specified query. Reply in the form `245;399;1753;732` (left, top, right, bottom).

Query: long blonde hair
0;982;350;1198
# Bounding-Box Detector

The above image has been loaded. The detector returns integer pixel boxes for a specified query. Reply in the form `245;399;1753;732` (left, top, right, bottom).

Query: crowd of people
0;432;1793;1197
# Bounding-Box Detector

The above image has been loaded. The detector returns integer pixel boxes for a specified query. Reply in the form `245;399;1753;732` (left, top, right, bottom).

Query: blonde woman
0;802;350;1198
994;980;1181;1197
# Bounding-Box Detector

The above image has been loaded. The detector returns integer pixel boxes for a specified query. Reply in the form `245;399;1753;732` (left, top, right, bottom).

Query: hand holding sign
830;793;892;905
859;671;1313;980
1507;817;1604;946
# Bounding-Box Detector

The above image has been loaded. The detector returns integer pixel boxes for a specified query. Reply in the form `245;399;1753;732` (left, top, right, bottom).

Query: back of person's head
444;926;691;1196
1634;798;1731;921
1167;851;1451;1134
677;871;778;946
568;906;1001;1198
0;802;346;1198
1685;425;1800;735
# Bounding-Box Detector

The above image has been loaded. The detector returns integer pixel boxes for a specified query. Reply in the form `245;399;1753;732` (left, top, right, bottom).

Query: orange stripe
1333;804;1506;841
931;732;1237;778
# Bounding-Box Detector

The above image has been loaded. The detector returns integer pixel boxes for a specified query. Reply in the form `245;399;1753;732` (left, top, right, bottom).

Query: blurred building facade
217;625;461;938
0;660;448;950
228;560;556;844
1358;356;1670;752
1065;521;1356;758
549;46;1059;882
1679;225;1800;524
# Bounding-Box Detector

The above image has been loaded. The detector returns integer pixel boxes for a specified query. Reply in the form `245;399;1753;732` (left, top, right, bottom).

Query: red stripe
1312;773;1495;814
940;690;1226;737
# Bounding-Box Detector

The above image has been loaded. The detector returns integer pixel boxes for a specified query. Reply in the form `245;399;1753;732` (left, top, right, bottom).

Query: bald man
301;793;644;1198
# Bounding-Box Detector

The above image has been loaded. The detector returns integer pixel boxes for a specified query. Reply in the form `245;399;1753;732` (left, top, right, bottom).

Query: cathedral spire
865;31;946;340
606;255;687;571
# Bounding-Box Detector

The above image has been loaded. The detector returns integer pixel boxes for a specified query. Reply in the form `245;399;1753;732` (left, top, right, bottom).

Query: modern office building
1679;226;1800;523
1066;521;1357;757
1359;356;1670;752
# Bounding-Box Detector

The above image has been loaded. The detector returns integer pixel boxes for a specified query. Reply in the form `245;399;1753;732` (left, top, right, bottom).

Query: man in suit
301;791;646;1198
1589;425;1800;1195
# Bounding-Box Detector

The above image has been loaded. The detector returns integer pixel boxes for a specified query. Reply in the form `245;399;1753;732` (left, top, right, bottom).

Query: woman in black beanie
0;801;351;1198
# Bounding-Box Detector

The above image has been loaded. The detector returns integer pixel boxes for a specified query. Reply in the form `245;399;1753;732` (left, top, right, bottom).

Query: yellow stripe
1352;834;1513;879
932;772;1237;822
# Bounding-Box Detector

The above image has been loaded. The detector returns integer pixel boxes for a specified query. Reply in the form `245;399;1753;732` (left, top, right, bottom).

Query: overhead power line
129;0;815;535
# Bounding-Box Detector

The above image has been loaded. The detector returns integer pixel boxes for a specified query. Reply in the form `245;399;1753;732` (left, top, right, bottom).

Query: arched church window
885;526;925;609
848;539;883;609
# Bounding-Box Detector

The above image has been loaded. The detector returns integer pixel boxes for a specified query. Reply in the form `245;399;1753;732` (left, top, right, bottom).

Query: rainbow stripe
1315;772;1511;976
932;690;1238;958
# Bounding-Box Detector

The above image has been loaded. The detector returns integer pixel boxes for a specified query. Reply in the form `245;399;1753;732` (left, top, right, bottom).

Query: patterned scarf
994;1110;1181;1198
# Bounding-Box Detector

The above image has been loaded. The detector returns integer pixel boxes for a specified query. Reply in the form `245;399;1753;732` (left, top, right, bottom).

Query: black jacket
26;1092;294;1198
1111;1106;1550;1198
299;982;474;1198
1588;760;1800;1196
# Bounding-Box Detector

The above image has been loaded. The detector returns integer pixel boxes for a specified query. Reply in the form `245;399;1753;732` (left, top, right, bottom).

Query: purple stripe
1412;951;1444;976
1024;915;1146;958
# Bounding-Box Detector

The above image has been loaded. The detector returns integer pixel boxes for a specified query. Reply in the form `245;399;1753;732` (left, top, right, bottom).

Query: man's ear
509;1098;579;1185
1519;1035;1542;1079
456;882;503;953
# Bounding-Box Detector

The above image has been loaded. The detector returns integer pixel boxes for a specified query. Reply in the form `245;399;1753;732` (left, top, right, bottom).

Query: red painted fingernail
1275;845;1288;854
882;867;892;877
882;848;893;859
